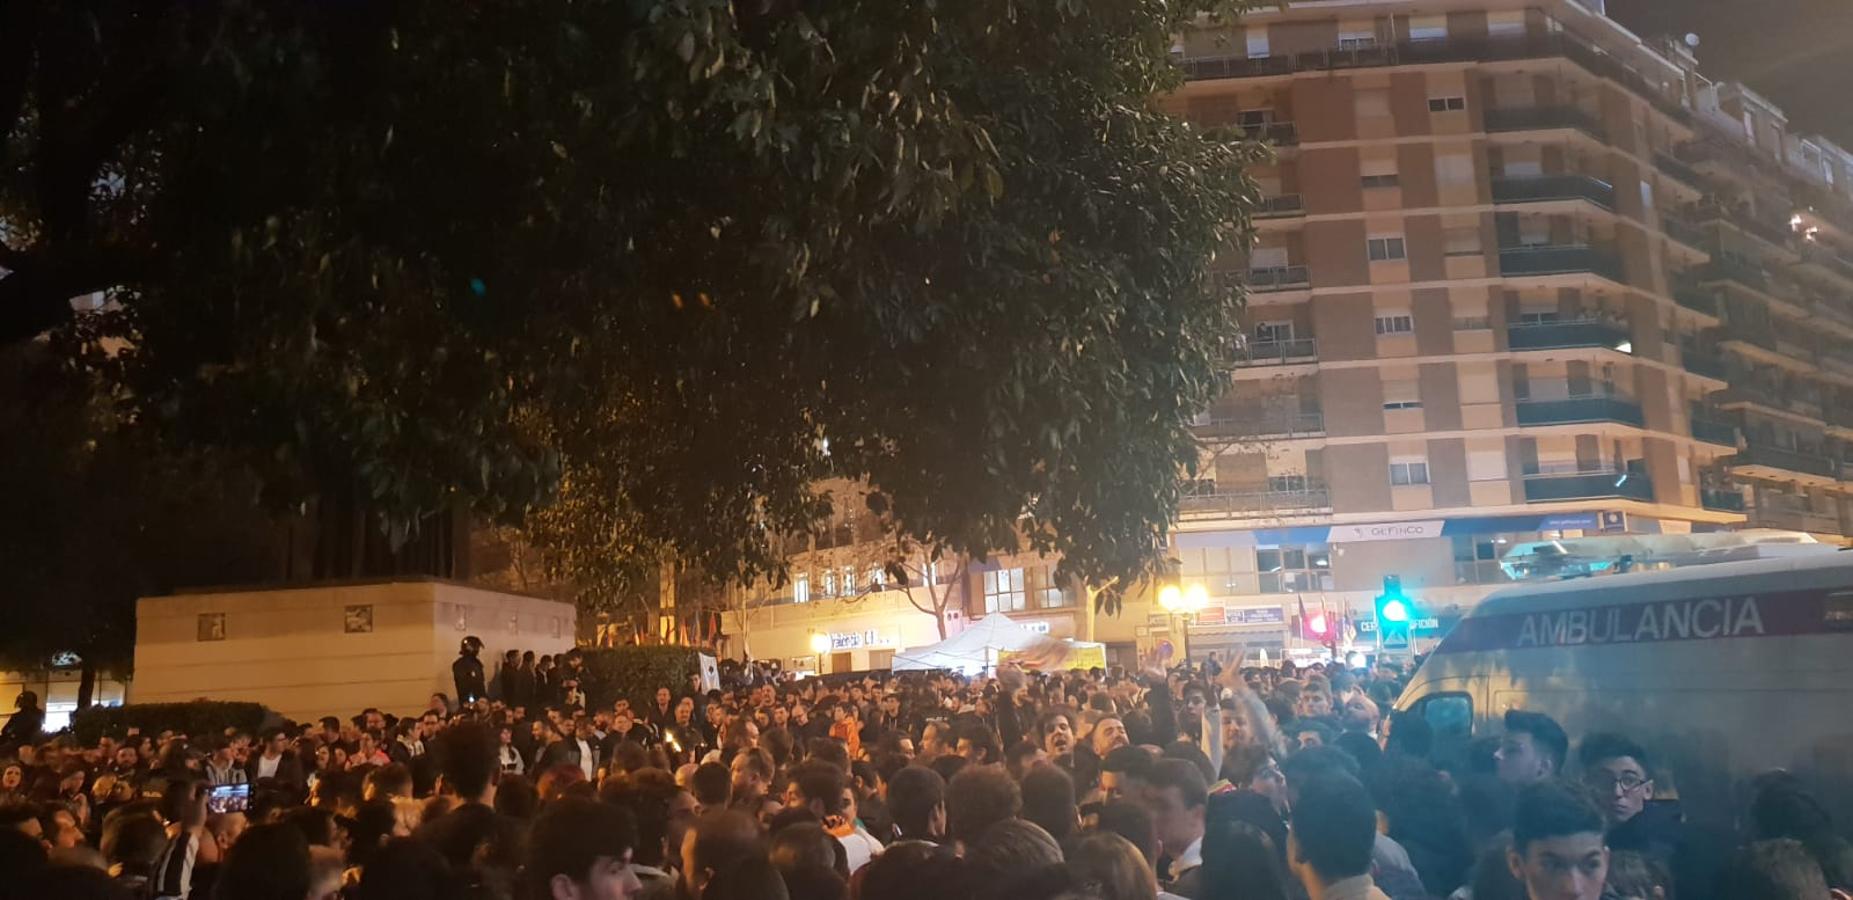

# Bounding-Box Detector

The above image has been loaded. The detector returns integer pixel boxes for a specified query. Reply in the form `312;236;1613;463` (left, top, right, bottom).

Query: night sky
1607;0;1853;147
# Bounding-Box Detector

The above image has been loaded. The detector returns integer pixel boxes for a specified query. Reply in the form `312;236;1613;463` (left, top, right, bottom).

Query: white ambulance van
1394;549;1853;828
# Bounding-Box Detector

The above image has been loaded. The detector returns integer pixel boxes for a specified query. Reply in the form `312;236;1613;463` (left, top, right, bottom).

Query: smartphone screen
206;783;250;814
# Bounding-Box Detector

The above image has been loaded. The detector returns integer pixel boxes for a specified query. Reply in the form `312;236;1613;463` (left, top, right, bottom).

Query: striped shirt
152;828;198;900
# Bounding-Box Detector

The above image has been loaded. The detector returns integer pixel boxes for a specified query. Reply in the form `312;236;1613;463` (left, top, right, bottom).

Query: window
1487;10;1526;37
793;574;811;604
1390;459;1431;485
1409;15;1448;42
1246;28;1270;59
1338;24;1378;50
1413;692;1473;741
984;567;1028;613
1436;152;1475;185
1268;474;1309;493
1443;226;1482;256
1033;565;1071;608
822;570;837;598
1362;173;1400;189
867;566;887;591
1375;313;1415;335
1516;310;1561;325
1367;237;1407;261
841;566;856;596
1428;96;1467;112
1383;379;1422;410
1255;320;1295;343
1256;544;1334;593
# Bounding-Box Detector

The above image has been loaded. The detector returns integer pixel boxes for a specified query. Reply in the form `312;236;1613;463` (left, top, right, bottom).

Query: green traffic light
1380;597;1410;623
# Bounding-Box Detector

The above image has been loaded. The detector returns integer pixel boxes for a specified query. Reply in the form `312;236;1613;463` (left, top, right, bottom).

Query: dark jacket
1608;800;1735;900
453;654;487;704
244;751;306;787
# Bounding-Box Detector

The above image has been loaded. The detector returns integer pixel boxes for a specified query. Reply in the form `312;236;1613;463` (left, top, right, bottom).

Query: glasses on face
1587;772;1649;794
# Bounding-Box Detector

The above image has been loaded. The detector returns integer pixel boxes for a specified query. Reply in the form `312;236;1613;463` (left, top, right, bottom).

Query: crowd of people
2;643;1850;900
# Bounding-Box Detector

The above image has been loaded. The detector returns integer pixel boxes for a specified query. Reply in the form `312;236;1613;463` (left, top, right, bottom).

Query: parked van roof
1471;548;1853;617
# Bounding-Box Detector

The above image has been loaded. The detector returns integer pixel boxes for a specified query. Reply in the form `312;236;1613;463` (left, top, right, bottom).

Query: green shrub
576;646;702;711
71;701;273;746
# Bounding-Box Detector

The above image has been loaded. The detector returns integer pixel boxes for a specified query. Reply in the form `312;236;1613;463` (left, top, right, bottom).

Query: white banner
1330;520;1445;543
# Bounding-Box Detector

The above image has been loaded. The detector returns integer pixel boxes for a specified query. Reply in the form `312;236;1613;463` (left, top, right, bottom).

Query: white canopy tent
891;614;1044;673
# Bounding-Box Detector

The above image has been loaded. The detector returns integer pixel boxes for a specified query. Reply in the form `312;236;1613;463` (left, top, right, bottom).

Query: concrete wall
131;580;576;722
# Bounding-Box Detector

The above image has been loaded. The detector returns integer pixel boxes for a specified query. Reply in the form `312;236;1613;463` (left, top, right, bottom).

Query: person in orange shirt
827;701;863;760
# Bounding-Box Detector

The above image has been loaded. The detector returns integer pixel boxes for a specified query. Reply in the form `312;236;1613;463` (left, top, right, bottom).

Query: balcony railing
1490;174;1615;209
1690;199;1797;251
1178;487;1332;517
1485;106;1607;141
1661;214;1709;254
1680;343;1727;380
1255;194;1305;218
1236;121;1300;145
1246;266;1311;293
1654;153;1705;192
1729;444;1838;479
1506;318;1630;351
1180;33;1692;123
1671;281;1720;316
1499;245;1625;282
1522;470;1654;502
1798;241;1853;283
1753;504;1842;534
1193;411;1326;440
1689;415;1738;447
1230;338;1318;366
1700;488;1747;512
1515;396;1646;427
1700;252;1770;290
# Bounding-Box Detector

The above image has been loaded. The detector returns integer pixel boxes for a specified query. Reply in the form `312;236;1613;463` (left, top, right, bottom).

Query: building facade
1164;0;1853;652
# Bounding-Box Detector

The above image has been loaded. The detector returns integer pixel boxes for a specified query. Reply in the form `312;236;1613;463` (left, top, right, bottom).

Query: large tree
3;0;1259;611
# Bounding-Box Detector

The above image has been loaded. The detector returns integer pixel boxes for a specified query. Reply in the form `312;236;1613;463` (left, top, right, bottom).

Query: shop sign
828;628;897;650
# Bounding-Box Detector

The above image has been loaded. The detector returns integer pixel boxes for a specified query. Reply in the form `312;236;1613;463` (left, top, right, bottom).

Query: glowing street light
809;631;831;654
1156;582;1210;666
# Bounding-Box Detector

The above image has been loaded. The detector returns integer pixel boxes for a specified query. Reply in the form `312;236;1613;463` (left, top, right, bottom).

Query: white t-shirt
835;826;884;873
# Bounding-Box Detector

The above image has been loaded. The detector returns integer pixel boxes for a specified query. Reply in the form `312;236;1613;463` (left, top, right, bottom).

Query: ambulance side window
1413;692;1473;740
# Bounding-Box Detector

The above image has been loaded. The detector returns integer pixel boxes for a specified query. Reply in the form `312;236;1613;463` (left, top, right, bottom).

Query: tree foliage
0;348;282;677
2;0;1260;615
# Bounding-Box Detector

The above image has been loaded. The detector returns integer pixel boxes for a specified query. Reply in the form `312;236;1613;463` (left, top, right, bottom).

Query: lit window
1409;15;1448;42
1375;313;1415;335
822;571;837;597
1368;237;1407;261
793;575;811;604
1390;460;1432;485
868;566;887;590
1256;544;1334;593
984;568;1028;613
841;566;856;596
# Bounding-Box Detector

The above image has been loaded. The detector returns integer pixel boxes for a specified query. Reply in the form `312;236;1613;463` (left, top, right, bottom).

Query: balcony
1179;33;1691;123
1713;382;1824;420
1246;266;1311;293
1193;410;1326;440
1255;194;1305;219
1700;252;1770;291
1506;318;1630;351
1499;245;1625;282
1661;214;1710;254
1654;153;1705;192
1680;343;1727;380
1515;396;1645;427
1231;338;1317;367
1753;504;1842;534
1178;487;1332;518
1490;174;1615;209
1485;106;1607;141
1671;281;1720;317
1236;121;1299;146
1522;470;1654;502
1728;443;1838;480
1798;241;1853;284
1688;414;1738;447
1690;199;1797;252
1701;488;1747;512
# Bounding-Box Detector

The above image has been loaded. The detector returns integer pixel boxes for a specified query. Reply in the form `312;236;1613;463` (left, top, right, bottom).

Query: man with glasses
1576;733;1653;826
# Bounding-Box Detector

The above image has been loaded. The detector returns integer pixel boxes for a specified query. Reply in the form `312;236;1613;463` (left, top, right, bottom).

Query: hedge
72;701;274;746
575;646;703;711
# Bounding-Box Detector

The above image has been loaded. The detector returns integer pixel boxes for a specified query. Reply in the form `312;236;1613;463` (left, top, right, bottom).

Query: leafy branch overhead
0;0;1262;613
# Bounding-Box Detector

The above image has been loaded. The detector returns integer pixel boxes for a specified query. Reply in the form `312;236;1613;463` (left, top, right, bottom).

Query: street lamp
1157;582;1209;667
809;631;831;655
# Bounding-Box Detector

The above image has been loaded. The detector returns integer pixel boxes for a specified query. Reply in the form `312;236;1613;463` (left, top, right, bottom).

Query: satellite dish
1684;32;1700;48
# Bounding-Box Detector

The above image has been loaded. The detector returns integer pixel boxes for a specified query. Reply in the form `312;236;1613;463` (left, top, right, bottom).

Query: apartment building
1166;0;1853;643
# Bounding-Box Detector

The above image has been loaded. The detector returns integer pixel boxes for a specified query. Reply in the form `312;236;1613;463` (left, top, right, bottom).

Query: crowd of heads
1;646;1850;900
